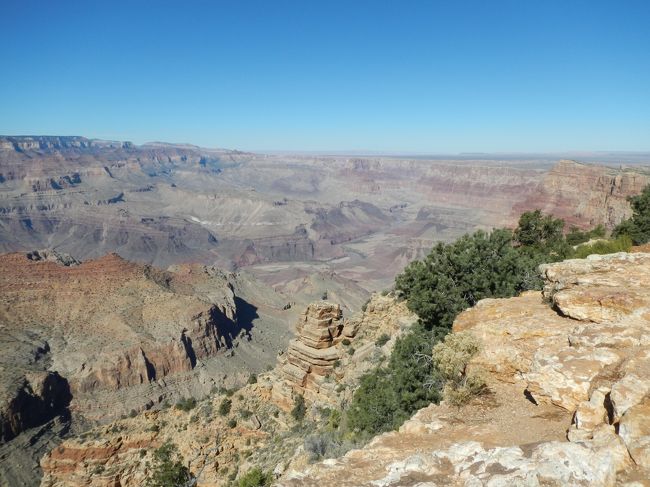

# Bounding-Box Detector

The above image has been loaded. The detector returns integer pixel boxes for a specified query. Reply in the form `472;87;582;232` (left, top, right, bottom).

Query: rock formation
0;250;297;486
271;295;419;411
38;294;416;486
280;253;650;486
272;302;347;408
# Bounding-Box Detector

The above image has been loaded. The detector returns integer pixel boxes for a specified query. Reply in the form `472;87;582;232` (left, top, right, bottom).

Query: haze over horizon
1;0;649;152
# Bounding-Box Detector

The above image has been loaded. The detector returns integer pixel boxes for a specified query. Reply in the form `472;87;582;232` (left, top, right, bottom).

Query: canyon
0;249;299;486
2;137;649;297
2;136;650;486
36;252;650;486
38;293;413;486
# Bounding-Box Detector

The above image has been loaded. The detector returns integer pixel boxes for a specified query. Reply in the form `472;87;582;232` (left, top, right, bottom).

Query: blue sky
1;0;648;152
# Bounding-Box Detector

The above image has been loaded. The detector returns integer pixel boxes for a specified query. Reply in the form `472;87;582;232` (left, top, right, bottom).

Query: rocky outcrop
0;251;241;431
39;294;417;487
281;253;650;486
272;302;347;408
1;249;302;486
272;296;417;410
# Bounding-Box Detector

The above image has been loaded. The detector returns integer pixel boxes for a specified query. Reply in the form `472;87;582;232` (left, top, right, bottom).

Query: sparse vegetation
248;373;258;384
304;433;350;462
144;441;192;487
432;332;486;406
375;333;390;347
218;398;232;416
573;235;632;258
566;224;606;246
347;324;445;435
291;394;306;421
174;397;197;412
237;467;273;487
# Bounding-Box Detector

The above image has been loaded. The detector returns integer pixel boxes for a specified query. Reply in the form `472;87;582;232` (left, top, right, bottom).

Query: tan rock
282;253;650;485
619;397;650;469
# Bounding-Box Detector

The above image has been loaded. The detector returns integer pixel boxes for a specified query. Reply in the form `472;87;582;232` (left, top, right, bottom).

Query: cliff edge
281;252;650;486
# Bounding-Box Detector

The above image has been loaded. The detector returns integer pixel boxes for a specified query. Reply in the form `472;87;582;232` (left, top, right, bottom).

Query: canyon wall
513;159;650;230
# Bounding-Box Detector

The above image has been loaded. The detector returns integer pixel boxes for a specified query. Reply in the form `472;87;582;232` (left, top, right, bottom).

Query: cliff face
0;249;247;469
1;249;304;486
38;294;417;487
513;160;650;230
281;253;650;486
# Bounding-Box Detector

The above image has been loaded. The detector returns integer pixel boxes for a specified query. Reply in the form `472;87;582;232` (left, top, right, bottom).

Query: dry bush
432;332;486;406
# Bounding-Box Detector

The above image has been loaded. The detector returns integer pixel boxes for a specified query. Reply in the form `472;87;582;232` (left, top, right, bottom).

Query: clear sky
1;0;648;152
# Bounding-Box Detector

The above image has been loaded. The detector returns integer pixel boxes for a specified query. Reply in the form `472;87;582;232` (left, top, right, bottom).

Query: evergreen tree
396;228;542;329
614;185;650;244
144;442;192;487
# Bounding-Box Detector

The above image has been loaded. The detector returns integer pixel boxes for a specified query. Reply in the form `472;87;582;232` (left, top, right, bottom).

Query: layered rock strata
281;253;650;486
514;159;650;230
0;250;238;434
272;302;348;408
39;294;416;486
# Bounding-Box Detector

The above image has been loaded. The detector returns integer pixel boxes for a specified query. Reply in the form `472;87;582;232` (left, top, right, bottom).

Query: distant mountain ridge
0;135;648;292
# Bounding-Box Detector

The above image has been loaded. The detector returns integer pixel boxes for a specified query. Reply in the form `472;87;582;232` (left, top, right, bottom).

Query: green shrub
341;338;351;346
248;374;258;384
590;224;606;238
375;333;390;347
347;325;445;435
431;332;486;406
614;184;650;244
566;227;589;246
396;228;547;329
144;441;192;487
237;467;273;487
174;397;196;412
228;418;237;428
572;235;632;259
240;409;253;419
513;210;566;250
566;224;607;246
291;394;306;421
218;398;232;416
